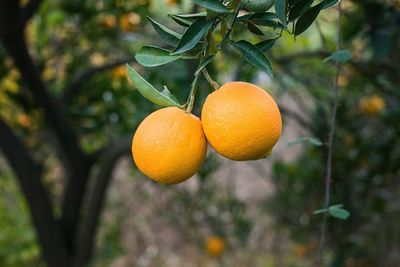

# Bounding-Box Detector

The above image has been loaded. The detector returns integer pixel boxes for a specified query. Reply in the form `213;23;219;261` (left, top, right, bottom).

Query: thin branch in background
315;20;329;51
73;137;131;267
316;1;343;266
62;57;135;103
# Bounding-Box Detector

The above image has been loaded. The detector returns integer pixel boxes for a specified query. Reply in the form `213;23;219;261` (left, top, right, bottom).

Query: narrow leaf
161;86;180;103
171;18;214;55
147;17;182;46
255;39;276;53
324;50;352;63
329;204;344;209
195;55;215;75
233;40;273;78
169;15;193;27
329;207;350;220
247;21;264;35
323;0;340;9
247;12;283;28
275;0;287;27
313;208;328;214
288;0;314;21
251;12;279;22
294;2;324;36
135;46;182;67
288;137;323;147
126;64;182;107
172;12;207;19
193;0;230;13
237;13;254;22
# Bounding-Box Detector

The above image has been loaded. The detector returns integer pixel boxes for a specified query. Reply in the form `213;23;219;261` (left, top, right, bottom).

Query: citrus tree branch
73;137;132;267
0;119;69;267
62;57;135;104
18;0;42;28
316;2;343;266
1;20;89;251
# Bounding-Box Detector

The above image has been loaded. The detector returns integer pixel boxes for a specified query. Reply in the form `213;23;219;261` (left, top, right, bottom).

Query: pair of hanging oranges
132;81;282;184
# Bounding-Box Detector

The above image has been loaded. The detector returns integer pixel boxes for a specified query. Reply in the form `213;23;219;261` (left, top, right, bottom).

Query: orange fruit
165;0;178;6
119;12;141;32
201;82;282;161
132;107;207;184
206;236;225;257
359;95;385;117
100;14;117;29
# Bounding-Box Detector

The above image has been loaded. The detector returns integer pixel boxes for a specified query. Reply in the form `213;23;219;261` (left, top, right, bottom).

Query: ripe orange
132;107;207;184
206;236;225;257
201;82;282;161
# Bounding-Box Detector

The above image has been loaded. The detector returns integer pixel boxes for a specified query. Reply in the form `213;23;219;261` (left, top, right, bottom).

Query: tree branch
1;31;88;251
274;50;330;65
18;0;42;28
0;119;69;267
62;57;134;104
316;2;343;266
72;137;132;267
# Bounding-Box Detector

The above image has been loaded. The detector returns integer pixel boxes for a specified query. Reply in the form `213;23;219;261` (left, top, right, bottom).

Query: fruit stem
202;68;219;90
186;73;200;113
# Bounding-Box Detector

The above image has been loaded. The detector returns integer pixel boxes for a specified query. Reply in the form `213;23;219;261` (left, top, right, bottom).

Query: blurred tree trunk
0;1;130;266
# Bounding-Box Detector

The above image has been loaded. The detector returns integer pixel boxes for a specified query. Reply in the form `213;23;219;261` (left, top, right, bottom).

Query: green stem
185;73;200;113
218;4;241;49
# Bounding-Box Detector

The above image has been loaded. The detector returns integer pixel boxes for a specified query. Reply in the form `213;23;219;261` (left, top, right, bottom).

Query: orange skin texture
201;82;282;161
132;107;207;184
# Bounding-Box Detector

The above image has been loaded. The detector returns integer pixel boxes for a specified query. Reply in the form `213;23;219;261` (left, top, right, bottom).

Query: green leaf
329;204;344;209
237;13;254;22
237;12;278;23
171;12;207;19
244;12;284;28
171;18;214;55
313;204;350;220
233;40;273;78
247;21;264;35
161;86;180;104
135;46;182;67
255;39;276;53
288;137;323;147
313;208;328;214
275;0;287;27
169;15;193;27
251;12;279;21
329;206;350;220
147;17;182;46
323;0;340;9
288;0;314;21
194;55;215;75
193;0;230;13
294;1;324;36
324;50;352;63
126;64;182;107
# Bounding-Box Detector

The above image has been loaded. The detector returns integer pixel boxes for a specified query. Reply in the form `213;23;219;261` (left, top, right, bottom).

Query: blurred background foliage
0;0;399;266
